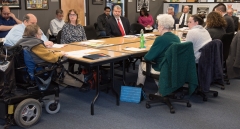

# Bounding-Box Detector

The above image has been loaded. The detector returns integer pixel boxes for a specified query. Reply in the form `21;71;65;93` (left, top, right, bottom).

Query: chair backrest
159;42;198;96
220;32;234;61
198;39;224;92
130;23;145;34
56;30;62;44
83;25;98;40
94;22;98;30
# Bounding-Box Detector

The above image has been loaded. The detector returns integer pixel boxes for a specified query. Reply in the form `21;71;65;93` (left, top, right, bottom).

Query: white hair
157;14;174;29
168;7;174;12
114;5;122;10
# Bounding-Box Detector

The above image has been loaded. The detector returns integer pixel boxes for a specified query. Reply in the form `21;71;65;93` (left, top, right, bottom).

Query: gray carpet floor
1;66;240;129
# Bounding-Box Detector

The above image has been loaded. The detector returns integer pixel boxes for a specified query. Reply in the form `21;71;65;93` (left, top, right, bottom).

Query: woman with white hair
136;14;181;86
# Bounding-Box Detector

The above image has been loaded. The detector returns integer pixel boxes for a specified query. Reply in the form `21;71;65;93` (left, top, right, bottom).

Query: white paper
65;49;100;58
88;40;104;43
124;47;146;51
51;44;66;48
135;34;155;37
123;35;137;38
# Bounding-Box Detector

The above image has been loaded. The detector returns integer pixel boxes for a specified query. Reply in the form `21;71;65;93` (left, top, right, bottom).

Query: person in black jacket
214;3;235;33
96;7;111;36
227;8;239;31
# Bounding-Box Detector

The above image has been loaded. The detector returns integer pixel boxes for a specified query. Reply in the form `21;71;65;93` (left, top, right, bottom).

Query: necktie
181;13;186;27
117;19;125;36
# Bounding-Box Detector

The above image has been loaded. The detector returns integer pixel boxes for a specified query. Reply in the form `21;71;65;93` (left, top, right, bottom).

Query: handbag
120;85;146;103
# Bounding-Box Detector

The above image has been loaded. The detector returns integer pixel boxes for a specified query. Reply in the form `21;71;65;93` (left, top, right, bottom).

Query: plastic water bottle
140;29;145;48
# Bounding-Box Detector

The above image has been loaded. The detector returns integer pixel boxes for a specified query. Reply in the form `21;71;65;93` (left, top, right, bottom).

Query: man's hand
8;13;16;19
44;41;54;48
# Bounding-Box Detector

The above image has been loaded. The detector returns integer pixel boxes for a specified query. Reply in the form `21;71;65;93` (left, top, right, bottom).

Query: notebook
83;53;110;60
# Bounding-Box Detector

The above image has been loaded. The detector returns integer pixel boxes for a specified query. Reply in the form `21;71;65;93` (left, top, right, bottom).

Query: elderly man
4;13;53;47
167;7;178;28
176;5;192;28
227;8;239;31
214;3;235;33
0;6;22;38
50;9;65;36
96;6;111;36
106;5;131;37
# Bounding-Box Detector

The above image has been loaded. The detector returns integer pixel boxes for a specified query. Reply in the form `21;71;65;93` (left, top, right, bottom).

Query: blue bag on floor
120;86;146;103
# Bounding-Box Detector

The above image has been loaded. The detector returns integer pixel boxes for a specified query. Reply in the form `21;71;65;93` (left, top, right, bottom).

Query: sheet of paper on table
65;49;100;58
51;44;66;48
124;47;146;51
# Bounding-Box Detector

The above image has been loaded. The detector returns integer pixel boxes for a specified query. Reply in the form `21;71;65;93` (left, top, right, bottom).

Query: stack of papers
51;44;66;48
135;34;155;37
65;49;100;58
79;40;112;47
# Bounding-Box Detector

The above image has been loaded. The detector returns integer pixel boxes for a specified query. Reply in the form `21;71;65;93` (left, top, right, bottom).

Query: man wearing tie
96;7;111;36
176;6;192;28
106;5;131;37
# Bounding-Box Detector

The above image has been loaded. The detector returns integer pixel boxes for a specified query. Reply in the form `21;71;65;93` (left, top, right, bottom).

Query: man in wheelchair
0;24;65;128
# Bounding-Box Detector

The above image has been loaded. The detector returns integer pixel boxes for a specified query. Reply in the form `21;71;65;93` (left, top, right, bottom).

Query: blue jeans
99;31;106;36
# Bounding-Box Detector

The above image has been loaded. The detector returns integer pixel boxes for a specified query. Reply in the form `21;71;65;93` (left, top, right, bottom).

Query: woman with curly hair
206;11;226;39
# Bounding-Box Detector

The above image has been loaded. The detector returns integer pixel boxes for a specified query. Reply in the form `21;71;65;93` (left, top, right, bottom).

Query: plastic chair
56;30;62;44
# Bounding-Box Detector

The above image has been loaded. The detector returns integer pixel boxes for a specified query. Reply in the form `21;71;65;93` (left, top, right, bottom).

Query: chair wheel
213;92;218;97
187;102;191;107
203;97;208;101
170;109;175;114
45;100;61;114
149;95;154;100
146;103;151;109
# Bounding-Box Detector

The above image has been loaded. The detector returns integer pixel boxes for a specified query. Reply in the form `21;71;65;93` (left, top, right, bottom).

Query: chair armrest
142;60;156;76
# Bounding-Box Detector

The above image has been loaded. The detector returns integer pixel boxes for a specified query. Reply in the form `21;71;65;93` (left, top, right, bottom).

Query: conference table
53;30;183;115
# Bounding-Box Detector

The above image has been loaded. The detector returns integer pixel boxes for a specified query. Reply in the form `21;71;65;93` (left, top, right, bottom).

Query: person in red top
138;7;154;30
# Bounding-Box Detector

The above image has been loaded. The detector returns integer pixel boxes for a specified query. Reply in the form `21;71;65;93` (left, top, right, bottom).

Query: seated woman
138;8;154;30
136;14;180;86
61;9;87;44
205;12;226;40
186;14;212;63
16;24;64;64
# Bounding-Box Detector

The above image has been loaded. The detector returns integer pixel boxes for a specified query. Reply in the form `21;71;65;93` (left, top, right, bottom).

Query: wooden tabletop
50;44;130;64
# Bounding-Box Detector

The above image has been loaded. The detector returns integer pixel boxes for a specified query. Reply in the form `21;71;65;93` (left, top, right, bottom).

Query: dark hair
191;14;204;25
214;3;227;12
140;8;149;17
104;6;110;11
56;9;63;15
23;14;30;22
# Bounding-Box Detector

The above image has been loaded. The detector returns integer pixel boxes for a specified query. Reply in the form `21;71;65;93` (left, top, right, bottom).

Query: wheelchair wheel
14;98;42;128
45;100;61;114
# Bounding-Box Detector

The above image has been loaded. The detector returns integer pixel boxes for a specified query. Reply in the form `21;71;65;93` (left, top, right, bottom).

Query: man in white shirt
49;9;65;36
176;6;192;28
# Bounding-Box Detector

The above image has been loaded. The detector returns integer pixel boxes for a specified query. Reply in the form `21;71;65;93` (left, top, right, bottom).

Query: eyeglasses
69;14;77;17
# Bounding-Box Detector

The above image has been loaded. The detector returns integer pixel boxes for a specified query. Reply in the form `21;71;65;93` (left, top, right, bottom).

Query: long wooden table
51;45;130;115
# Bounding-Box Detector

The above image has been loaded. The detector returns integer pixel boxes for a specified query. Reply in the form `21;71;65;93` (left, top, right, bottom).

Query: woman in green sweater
136;14;181;87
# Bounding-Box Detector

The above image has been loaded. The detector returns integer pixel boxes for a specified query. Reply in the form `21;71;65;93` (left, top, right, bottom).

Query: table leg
110;62;119;106
91;66;99;115
122;60;126;85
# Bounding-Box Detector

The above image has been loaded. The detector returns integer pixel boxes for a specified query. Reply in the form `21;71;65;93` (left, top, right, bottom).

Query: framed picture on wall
92;0;103;5
25;0;49;10
137;0;150;12
0;0;21;9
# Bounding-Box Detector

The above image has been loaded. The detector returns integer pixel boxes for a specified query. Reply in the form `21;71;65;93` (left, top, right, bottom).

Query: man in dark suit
214;3;235;33
96;6;111;36
227;8;239;31
106;5;131;37
176;5;192;28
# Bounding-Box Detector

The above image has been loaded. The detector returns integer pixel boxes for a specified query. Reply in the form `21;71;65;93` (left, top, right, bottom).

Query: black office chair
56;30;62;44
83;25;99;40
144;42;198;113
130;23;145;34
196;39;224;101
220;32;234;85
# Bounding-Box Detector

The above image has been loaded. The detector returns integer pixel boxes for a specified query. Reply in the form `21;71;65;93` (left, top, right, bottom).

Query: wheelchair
0;44;64;128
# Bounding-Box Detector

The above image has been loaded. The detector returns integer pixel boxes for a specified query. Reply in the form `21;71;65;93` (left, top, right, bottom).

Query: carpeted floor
1;65;240;129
